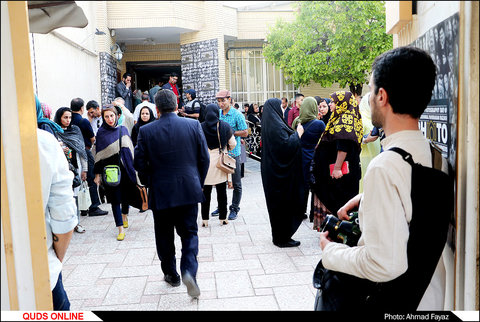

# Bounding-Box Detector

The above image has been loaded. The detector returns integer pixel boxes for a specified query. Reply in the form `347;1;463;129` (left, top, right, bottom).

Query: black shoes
88;208;108;217
274;239;301;248
164;274;181;287
182;273;201;299
164;272;200;299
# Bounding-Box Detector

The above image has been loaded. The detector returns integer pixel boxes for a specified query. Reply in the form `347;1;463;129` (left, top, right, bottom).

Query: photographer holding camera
318;46;451;311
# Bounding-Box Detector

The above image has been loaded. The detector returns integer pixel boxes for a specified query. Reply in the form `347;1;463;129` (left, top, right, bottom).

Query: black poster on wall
412;13;459;170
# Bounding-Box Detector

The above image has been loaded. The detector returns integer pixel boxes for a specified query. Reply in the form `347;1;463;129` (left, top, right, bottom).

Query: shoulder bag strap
217;122;224;154
388;147;415;167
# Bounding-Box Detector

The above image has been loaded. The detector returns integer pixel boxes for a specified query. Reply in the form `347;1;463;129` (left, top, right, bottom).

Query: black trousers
86;149;101;211
201;182;228;220
152;204;199;278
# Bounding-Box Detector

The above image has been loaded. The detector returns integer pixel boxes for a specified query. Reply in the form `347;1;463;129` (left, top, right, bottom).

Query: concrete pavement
63;159;322;311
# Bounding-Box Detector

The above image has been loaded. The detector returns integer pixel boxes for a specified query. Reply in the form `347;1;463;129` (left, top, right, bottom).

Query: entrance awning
27;1;88;34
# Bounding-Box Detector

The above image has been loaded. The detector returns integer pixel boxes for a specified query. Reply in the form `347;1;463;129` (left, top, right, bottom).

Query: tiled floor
63;160;322;311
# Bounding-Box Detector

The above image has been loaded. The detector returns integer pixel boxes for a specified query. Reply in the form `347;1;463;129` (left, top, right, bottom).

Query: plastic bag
78;181;91;211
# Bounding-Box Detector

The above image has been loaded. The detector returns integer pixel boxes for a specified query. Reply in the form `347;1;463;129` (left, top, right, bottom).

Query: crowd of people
37;46;450;311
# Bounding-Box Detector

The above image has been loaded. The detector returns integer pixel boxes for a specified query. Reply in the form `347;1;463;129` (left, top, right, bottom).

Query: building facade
29;1;354;112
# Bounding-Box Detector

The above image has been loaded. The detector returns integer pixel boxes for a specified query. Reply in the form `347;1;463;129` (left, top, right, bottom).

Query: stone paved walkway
63;159;322;311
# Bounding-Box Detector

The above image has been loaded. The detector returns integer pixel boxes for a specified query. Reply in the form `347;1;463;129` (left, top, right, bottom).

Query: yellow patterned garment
319;91;363;146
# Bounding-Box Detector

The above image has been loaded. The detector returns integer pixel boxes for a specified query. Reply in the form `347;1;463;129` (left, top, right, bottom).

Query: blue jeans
229;156;242;213
111;201;130;227
52;273;70;311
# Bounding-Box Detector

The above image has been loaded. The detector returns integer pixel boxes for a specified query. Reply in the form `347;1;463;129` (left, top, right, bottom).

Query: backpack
198;101;207;123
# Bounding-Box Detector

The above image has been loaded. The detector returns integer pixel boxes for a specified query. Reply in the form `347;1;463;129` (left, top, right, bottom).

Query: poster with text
412;13;459;170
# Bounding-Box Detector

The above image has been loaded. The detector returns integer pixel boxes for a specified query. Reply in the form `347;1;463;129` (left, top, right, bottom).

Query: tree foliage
263;1;393;93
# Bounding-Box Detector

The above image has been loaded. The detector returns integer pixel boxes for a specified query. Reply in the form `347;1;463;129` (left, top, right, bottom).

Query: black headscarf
53;107;87;161
131;106;155;146
247;104;261;124
319;98;332;124
201;103;233;150
260;98;304;244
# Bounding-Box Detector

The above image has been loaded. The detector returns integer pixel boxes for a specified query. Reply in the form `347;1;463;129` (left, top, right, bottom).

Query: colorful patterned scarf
319;91;363;146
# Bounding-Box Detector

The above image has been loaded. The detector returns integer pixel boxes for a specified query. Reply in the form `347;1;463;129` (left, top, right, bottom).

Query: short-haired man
70;98;108;217
86;100;102;135
281;97;291;123
115;73;133;113
216;89;248;220
133;93;158;122
162;73;183;109
287;93;304;127
179;89;200;119
134;89;209;299
319;46;447;310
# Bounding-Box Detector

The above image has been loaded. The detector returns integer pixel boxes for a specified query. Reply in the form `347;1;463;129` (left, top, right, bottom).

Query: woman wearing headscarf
200;104;236;227
54;107;88;233
310;91;363;230
318;98;332;124
247;103;261;125
93;105;142;241
358;93;381;192
35;95;63;136
291;97;326;221
131;106;155;146
261;98;304;248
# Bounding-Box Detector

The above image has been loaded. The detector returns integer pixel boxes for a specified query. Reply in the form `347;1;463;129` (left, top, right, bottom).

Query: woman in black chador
260;98;304;248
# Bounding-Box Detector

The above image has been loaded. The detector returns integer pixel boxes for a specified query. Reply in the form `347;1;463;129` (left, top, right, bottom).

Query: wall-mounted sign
412;13;459;170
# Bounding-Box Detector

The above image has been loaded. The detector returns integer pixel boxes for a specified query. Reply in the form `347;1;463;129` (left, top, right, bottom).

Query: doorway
126;61;182;95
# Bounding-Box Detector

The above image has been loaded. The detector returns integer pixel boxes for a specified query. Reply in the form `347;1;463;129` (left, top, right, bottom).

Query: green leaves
263;1;393;90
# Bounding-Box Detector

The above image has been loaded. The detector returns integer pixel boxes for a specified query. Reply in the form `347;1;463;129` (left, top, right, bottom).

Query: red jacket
287;105;300;127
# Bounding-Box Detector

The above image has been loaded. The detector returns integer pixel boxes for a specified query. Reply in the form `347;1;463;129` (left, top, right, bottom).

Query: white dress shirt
37;129;78;290
321;130;447;309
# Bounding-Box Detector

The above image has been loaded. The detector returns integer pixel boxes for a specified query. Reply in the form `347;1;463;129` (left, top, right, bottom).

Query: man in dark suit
115;73;133;113
134;89;209;299
161;73;183;109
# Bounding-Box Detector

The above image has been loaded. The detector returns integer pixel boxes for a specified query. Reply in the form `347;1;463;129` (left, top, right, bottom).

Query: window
228;49;296;105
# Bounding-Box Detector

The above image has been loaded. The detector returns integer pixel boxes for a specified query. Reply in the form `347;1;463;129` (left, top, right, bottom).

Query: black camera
320;212;361;247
